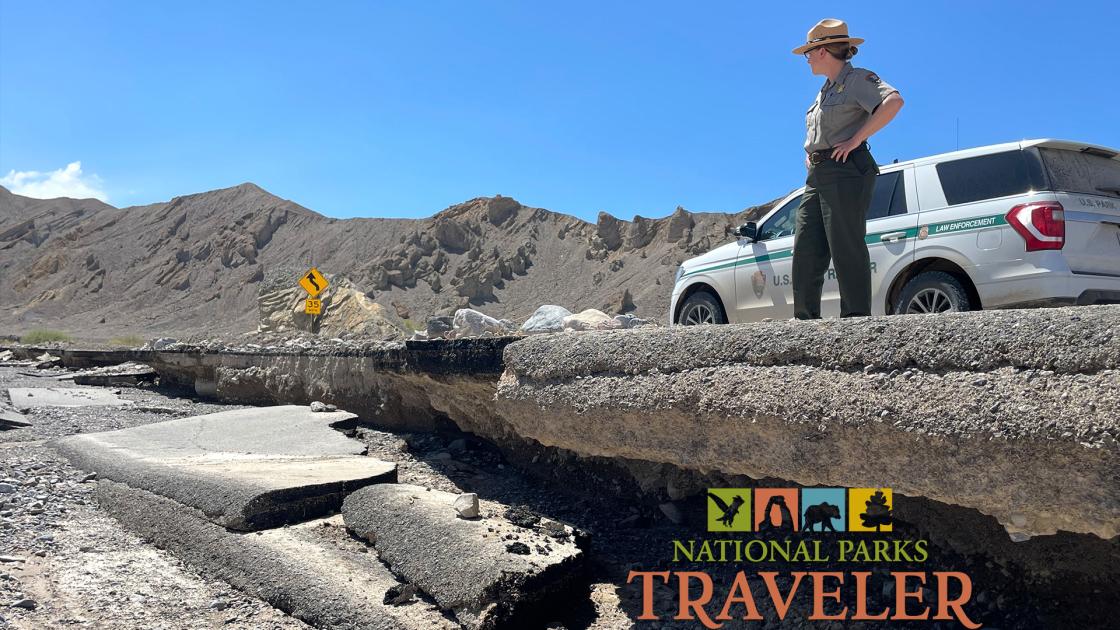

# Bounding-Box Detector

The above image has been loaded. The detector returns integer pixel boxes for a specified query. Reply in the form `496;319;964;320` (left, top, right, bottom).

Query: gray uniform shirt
804;62;898;153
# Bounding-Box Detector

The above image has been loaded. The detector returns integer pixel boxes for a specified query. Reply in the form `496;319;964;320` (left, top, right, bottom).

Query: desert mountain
0;183;780;340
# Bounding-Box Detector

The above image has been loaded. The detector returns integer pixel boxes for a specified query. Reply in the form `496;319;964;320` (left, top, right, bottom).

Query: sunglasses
803;48;822;60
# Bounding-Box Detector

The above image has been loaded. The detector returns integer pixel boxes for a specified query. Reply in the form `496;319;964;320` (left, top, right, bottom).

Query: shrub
108;335;146;347
20;329;72;344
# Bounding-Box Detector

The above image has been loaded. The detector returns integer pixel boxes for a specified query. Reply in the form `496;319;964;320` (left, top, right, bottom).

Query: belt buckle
809;152;824;165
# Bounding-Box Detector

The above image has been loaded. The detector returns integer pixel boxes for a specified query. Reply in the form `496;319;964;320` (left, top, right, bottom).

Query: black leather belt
809;142;868;165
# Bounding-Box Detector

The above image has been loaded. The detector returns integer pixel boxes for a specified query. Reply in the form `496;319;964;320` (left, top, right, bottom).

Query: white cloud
0;161;109;202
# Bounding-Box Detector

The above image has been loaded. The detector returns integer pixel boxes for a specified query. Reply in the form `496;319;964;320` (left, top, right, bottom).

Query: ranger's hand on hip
830;137;864;162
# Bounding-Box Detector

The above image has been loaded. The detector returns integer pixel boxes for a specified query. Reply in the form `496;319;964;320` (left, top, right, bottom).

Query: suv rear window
935;150;1047;205
1039;147;1120;199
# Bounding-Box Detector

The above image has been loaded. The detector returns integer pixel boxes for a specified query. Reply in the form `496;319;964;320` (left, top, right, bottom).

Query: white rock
562;309;620;331
309;401;337;412
452;309;511;338
147;338;179;350
614;314;650;329
521;305;573;335
453;493;480;519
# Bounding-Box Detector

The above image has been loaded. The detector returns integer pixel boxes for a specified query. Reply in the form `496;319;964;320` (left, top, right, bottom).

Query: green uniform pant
792;148;878;319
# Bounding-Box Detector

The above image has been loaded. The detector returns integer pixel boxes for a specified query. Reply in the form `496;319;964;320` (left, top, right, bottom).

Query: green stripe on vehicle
863;226;921;245
926;213;1007;236
681;249;794;278
680;213;1006;279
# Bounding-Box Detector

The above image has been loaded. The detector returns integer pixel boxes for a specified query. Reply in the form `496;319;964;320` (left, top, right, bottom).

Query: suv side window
936;150;1046;205
759;196;801;240
867;171;907;221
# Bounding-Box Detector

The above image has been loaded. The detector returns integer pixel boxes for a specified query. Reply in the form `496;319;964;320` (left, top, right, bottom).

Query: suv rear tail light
1006;202;1065;251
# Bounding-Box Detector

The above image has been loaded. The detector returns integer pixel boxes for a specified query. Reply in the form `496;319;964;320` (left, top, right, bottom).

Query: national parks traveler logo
802;487;846;532
706;487;892;533
644;487;982;628
755;488;798;532
849;487;893;532
706;488;750;531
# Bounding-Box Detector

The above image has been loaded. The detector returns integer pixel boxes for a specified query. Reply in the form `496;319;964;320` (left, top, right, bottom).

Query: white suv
670;139;1120;324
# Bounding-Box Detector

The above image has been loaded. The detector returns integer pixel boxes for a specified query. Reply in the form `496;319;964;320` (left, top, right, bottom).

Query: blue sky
2;1;1118;221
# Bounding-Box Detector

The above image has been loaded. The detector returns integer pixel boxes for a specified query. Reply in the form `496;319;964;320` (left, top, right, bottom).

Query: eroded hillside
0;184;779;339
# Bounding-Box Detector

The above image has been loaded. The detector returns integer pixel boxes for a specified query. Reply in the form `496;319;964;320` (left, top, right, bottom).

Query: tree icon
860;489;892;531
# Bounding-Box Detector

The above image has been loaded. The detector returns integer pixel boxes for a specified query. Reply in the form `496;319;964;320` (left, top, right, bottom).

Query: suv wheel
894;271;972;315
678;291;727;325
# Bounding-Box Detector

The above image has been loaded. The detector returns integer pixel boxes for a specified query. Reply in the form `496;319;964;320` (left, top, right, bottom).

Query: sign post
299;267;329;333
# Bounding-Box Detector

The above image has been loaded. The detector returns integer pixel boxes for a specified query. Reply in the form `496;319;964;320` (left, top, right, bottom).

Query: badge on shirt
867;73;881;83
837;85;845;93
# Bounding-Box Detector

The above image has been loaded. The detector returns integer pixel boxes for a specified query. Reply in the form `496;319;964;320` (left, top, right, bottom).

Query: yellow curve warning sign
304;298;322;315
299;267;328;297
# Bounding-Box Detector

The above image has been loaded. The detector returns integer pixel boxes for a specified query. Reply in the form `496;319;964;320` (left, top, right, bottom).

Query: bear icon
803;502;841;532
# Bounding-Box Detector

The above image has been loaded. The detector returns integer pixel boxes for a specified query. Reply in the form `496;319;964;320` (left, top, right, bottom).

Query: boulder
453;493;480;519
521;305;572;335
145;338;180;350
452;309;512;338
562;309;620;332
614;314;650;329
426;316;454;339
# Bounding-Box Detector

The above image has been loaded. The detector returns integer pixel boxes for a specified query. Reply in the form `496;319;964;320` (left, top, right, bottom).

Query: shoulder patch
867;73;881;83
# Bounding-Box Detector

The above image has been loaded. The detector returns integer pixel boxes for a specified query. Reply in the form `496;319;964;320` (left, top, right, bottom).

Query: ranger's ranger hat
792;18;864;55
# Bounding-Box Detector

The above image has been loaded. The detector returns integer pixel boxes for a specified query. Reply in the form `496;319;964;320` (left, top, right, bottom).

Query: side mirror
735;221;758;242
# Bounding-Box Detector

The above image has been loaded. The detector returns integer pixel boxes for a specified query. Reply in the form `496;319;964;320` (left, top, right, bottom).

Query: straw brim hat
792;18;864;55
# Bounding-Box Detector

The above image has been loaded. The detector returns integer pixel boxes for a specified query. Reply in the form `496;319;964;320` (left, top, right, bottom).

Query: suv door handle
880;231;908;242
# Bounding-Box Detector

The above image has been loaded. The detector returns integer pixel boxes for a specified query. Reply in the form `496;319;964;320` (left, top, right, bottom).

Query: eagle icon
708;492;746;527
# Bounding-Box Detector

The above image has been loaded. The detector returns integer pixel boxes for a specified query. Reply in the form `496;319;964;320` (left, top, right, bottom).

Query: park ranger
791;18;904;319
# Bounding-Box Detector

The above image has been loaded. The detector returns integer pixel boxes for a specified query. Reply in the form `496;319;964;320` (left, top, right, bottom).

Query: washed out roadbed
0;364;1109;629
0;367;638;628
0;367;306;629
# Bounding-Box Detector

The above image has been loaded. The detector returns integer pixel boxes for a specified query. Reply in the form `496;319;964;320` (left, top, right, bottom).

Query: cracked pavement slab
52;406;398;530
342;483;585;629
7;387;132;412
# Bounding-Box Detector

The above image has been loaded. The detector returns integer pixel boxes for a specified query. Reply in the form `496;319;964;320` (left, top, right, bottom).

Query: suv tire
894;271;972;315
678;291;727;325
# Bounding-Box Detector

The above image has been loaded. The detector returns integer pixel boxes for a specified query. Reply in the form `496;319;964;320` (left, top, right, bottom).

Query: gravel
0;367;308;629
